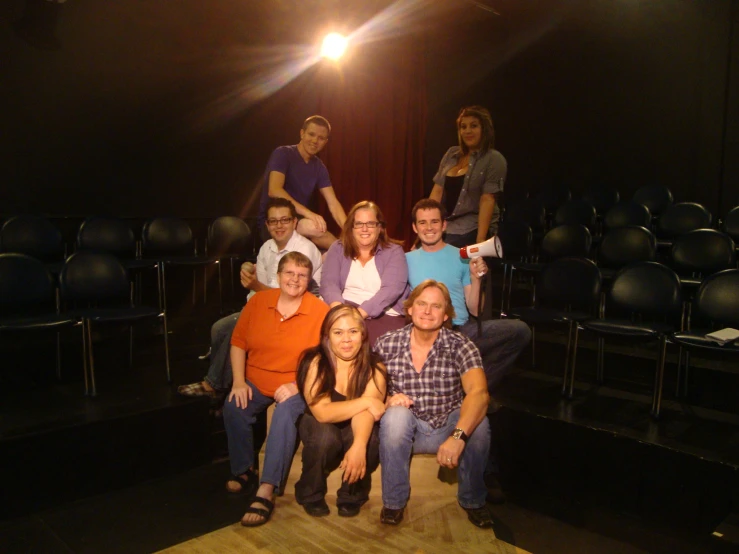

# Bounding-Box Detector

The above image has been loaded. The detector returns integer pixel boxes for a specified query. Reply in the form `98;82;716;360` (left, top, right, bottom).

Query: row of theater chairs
511;183;674;223
531;183;676;220
495;223;737;312
0;215;256;313
505;186;739;245
505;258;739;419
0;251;169;397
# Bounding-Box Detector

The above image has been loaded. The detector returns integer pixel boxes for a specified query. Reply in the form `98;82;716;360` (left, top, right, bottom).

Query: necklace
277;301;299;321
279;309;295;321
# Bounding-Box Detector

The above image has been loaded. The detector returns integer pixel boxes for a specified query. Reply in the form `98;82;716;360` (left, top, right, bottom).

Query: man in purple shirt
257;115;347;249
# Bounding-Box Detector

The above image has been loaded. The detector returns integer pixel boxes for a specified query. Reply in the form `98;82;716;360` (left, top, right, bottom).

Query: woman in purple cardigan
320;201;410;343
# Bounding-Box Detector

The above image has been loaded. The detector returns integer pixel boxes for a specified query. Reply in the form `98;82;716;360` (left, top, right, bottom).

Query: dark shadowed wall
424;0;739;217
3;0;739;222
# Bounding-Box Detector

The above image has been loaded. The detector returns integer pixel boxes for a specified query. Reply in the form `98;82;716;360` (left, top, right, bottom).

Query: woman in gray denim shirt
429;106;507;248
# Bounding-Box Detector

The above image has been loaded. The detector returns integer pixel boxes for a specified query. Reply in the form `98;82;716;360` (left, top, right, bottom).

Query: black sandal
241;496;275;527
226;468;258;496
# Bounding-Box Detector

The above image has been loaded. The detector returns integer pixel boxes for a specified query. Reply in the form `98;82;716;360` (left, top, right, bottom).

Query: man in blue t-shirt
257;115;347;249
405;199;531;503
406;199;531;391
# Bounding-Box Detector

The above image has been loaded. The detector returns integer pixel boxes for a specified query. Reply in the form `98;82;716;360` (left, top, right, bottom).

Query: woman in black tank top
295;305;387;518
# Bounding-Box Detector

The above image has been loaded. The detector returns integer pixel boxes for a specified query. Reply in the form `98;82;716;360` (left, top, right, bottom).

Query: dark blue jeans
203;311;241;392
222;379;305;493
458;318;531;392
379;407;490;510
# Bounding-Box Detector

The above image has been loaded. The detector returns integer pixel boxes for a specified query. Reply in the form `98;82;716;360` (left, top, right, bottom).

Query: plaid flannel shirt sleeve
456;333;484;377
373;331;404;397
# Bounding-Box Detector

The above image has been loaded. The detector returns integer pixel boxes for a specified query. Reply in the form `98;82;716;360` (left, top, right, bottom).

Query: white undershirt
343;258;401;317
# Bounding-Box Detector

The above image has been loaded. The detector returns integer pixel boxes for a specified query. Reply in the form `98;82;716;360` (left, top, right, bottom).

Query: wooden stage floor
160;450;528;554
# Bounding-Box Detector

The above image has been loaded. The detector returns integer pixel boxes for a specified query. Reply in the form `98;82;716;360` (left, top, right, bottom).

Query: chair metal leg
568;323;581;399
506;267;517;314
192;268;197;306
136;271;143;305
161;264;168;313
683;351;691;398
129;325;134;368
162;312;171;383
675;348;683;397
55;288;62;380
530;324;536;367
86;319;98;397
498;264;509;318
651;335;668;419
56;331;62;380
81;321;89;396
218;260;223;314
561;320;574;397
156;263;164;312
128;281;134;369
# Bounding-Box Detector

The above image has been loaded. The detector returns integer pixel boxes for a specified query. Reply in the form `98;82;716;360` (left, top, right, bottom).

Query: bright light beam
190;0;444;133
320;32;348;60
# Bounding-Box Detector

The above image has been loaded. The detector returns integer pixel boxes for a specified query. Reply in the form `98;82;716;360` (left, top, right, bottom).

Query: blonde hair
403;280;456;329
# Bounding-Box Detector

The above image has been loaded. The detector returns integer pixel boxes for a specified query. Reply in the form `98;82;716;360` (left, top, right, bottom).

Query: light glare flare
321;33;348;60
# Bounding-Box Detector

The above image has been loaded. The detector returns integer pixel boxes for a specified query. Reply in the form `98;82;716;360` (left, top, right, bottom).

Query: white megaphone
459;235;503;260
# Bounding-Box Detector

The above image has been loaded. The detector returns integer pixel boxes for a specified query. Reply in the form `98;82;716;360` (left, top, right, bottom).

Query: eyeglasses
280;270;310;281
353;221;382;229
267;217;294;226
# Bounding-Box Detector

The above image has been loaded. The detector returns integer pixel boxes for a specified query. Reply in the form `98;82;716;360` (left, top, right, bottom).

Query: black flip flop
241;496;275;527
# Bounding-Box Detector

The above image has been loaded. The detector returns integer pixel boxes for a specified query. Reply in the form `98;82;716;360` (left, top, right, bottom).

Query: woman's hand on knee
228;383;252;409
340;444;367;484
274;382;299;403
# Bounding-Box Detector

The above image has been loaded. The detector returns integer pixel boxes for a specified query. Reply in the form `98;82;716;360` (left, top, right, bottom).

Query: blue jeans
203;311;241;392
222;379;305;493
458;318;531;392
379;406;490;510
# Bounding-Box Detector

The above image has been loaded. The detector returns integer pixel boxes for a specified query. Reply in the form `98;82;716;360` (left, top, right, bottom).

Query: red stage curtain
316;37;427;247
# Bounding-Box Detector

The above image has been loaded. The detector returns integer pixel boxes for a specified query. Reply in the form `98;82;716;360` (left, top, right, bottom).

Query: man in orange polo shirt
222;252;329;527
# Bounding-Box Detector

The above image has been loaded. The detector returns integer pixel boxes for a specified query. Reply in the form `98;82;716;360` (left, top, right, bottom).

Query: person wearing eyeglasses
224;251;329;527
320;201;410;343
257;115;347;250
178;198;322;399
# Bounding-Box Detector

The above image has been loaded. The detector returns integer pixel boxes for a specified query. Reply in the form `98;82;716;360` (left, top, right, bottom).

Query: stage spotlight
320;32;348;60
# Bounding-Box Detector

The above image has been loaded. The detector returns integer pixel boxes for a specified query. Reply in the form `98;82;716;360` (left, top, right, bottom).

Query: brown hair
265;197;298;220
297;304;386;403
277;251;313;276
403;279;456;329
302;115;331;135
456;105;495;155
340;200;403;258
411;198;447;223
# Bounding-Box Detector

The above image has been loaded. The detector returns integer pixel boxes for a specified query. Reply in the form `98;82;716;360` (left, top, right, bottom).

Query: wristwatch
451;428;469;443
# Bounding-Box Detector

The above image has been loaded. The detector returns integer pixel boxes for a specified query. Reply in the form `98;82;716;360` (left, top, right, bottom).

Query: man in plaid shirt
374;280;493;529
